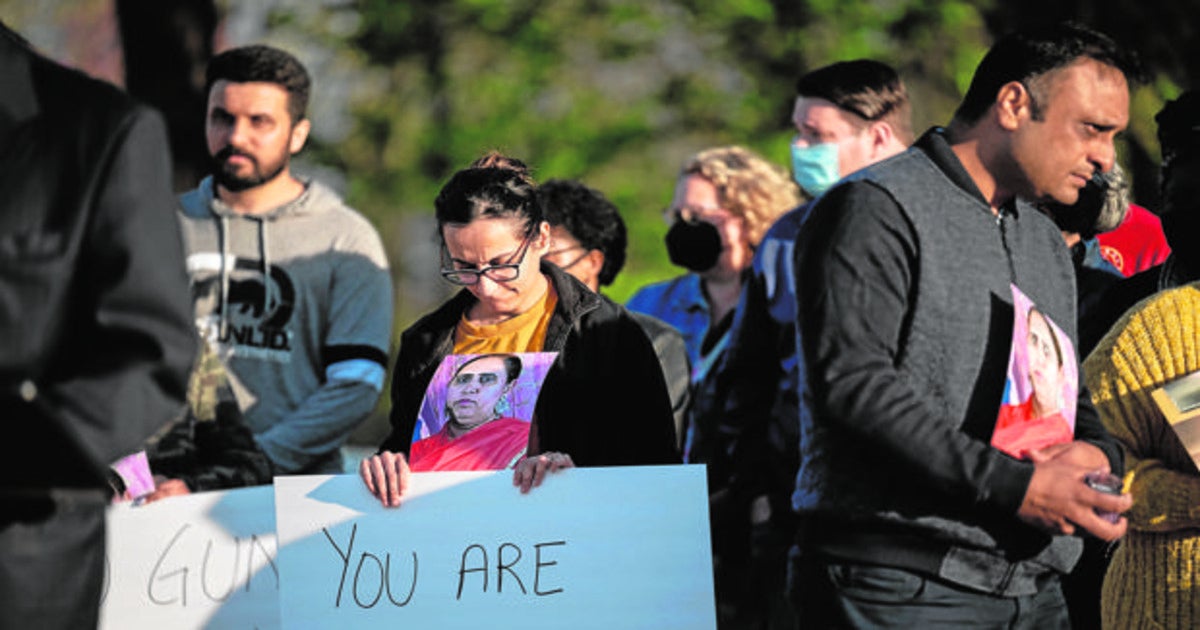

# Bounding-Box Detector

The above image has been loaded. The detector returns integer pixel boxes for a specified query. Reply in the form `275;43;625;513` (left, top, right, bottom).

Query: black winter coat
0;27;197;491
380;262;680;467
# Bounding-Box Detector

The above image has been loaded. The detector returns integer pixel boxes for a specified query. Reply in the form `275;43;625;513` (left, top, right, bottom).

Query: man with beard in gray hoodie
177;45;393;475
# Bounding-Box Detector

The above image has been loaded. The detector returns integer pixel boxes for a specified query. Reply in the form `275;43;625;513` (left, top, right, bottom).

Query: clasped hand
1017;441;1131;541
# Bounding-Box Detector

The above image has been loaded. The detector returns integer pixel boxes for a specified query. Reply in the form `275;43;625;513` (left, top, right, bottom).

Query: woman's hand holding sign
360;450;412;508
514;452;574;494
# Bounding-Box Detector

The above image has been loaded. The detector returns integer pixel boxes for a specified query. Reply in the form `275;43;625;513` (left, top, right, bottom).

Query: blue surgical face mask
790;142;841;197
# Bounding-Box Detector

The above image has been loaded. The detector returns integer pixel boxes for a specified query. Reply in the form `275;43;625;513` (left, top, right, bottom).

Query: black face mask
665;219;722;273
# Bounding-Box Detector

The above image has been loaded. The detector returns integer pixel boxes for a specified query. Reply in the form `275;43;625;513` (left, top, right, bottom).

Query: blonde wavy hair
680;146;802;246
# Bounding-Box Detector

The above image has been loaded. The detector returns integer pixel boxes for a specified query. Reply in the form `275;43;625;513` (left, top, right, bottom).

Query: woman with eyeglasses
360;153;679;507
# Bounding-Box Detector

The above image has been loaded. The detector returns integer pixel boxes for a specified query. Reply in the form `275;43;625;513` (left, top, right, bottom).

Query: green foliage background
277;0;989;327
5;0;1195;443
5;0;1190;326
262;0;1183;329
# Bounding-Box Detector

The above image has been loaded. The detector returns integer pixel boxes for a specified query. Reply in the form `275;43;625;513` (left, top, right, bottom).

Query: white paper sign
100;485;280;629
273;466;715;629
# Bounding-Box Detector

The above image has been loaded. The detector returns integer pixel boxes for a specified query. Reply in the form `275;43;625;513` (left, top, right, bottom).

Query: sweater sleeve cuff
985;453;1036;515
1084;437;1125;477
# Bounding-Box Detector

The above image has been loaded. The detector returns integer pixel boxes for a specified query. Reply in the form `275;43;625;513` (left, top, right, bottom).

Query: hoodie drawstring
220;215;273;335
259;216;272;317
218;214;230;339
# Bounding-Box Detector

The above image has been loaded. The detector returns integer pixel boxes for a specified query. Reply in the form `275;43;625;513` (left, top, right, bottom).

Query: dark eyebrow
448;247;523;267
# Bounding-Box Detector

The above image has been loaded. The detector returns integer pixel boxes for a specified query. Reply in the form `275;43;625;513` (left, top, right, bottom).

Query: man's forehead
1038;59;1129;116
207;80;290;106
1027;60;1128;130
793;96;860;131
795;96;844;119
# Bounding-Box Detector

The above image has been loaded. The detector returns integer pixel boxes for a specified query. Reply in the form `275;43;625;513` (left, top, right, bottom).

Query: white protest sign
100;485;280;629
274;466;715;629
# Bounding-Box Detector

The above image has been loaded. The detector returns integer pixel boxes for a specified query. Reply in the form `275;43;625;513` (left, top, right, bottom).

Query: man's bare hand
1019;441;1131;540
1028;441;1110;471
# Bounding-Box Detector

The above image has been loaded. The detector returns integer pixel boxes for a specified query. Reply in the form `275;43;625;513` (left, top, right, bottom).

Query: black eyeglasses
440;233;535;286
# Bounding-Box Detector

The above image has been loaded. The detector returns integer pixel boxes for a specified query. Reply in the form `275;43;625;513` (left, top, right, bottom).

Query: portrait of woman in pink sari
409;353;531;471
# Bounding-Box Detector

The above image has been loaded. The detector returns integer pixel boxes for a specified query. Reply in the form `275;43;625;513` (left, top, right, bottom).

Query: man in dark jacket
690;59;912;628
791;22;1136;627
0;21;196;629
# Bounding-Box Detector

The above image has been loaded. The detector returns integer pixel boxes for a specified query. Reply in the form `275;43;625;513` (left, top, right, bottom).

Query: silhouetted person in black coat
0;21;196;629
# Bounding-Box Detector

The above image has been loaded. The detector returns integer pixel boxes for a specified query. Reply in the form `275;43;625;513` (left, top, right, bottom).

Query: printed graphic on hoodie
991;284;1078;459
189;254;297;362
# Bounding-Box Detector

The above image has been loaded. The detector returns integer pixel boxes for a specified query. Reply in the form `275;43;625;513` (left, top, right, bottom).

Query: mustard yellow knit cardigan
1084;282;1200;630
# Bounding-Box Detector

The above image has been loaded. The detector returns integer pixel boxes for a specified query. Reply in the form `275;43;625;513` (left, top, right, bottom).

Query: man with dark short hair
791;23;1136;626
178;45;393;475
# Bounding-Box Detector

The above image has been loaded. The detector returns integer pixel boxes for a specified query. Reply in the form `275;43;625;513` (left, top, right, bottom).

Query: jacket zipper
996;207;1017;283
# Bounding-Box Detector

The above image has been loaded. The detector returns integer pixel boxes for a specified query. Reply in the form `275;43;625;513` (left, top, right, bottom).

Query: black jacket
0;26;197;491
380;262;680;467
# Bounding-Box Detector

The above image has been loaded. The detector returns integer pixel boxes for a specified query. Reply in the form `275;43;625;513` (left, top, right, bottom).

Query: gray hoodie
178;176;393;474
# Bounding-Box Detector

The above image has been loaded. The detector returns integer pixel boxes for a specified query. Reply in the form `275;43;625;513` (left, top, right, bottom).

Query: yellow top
1083;281;1200;630
453;284;558;354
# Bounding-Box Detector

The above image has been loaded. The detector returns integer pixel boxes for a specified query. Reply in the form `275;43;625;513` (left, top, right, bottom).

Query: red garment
1096;203;1171;277
409;417;530;472
992;398;1073;459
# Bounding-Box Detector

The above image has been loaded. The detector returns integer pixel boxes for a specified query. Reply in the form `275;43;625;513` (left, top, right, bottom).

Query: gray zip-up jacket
793;129;1122;596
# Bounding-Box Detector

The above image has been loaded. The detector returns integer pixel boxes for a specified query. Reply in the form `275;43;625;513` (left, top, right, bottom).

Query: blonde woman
627;145;801;386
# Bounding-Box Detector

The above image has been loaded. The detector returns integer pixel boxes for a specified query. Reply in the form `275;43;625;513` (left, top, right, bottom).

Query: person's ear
564;249;605;292
996;81;1033;131
867;121;897;159
579;249;605;278
289;118;311;155
531;221;552;253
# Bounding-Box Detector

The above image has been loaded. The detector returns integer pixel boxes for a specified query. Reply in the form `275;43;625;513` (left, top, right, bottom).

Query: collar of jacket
914;127;1026;221
405;260;603;377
